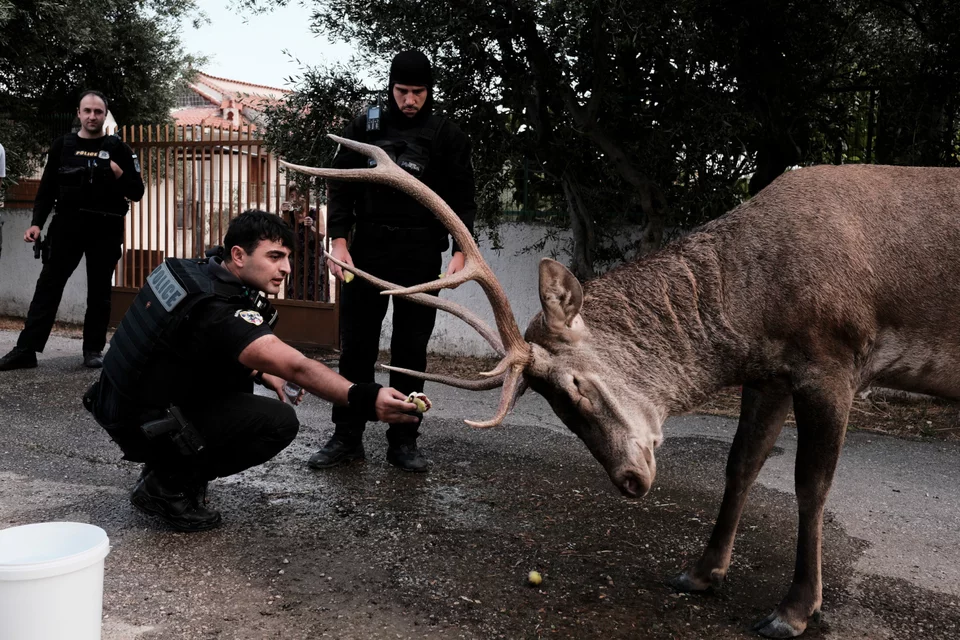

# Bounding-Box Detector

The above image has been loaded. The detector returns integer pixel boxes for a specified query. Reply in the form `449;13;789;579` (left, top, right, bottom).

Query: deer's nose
614;444;656;498
617;470;651;498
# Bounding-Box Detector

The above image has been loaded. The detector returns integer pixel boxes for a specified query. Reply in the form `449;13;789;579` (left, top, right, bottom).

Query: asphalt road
1;330;959;639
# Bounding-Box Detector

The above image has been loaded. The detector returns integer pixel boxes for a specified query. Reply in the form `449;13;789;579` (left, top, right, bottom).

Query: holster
140;406;207;457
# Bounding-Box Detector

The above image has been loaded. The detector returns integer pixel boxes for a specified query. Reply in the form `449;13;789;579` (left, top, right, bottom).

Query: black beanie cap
389;50;433;88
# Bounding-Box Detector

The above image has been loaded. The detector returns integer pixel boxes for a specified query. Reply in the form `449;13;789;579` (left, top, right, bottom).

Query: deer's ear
539;258;584;332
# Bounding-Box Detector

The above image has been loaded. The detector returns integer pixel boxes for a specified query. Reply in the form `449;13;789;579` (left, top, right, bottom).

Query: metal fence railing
119;124;331;303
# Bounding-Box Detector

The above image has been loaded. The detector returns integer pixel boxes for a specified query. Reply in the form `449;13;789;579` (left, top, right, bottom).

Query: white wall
0;209;90;323
387;222;573;356
0;214;642;356
409;221;647;356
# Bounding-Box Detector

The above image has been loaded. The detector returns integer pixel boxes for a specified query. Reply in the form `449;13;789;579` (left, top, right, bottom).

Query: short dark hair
224;209;295;256
78;90;109;111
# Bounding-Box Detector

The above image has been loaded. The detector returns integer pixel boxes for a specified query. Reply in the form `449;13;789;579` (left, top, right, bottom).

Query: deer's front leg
752;379;853;639
672;380;792;592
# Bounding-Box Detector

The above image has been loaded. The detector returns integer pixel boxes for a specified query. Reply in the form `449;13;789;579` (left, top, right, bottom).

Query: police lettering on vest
146;263;188;311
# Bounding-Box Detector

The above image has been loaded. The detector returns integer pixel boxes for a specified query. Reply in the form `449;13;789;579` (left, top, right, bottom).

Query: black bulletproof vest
362;114;445;215
57;133;123;214
366;114;444;176
103;258;249;409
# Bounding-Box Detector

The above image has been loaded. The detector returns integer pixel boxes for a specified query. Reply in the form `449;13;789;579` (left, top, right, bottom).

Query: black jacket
32;133;145;228
327;108;476;253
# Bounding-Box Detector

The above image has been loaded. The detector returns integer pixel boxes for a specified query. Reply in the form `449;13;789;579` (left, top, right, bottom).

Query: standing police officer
84;210;420;531
308;50;477;473
0;90;144;371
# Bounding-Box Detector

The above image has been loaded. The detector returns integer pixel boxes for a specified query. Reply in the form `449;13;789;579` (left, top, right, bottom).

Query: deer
282;137;960;638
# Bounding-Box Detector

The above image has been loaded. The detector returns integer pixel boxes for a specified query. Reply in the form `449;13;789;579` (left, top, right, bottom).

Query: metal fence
118;124;331;303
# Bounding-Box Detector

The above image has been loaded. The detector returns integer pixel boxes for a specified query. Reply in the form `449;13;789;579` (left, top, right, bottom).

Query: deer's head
282;136;663;498
521;258;663;497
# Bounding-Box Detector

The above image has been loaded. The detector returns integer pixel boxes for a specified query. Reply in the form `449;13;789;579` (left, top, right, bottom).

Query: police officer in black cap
83;210;420;531
0;90;145;371
308;50;477;473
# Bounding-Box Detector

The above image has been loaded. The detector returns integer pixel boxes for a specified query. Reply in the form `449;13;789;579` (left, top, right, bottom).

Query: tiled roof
194;71;290;97
172;70;291;129
171;106;254;131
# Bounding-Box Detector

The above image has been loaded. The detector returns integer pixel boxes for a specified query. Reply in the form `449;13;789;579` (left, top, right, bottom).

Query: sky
178;2;359;89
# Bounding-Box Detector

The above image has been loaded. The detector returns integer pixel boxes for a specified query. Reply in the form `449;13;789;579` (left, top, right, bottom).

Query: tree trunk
511;0;669;255
561;93;668;255
748;132;800;196
865;90;876;163
560;170;596;280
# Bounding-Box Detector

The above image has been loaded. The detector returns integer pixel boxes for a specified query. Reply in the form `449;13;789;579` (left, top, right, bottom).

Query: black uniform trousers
177;392;300;481
18;213;123;354
332;230;441;445
89;379;300;483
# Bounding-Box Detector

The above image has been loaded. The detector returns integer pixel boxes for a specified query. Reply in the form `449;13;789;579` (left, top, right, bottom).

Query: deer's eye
570;376;594;401
569;377;596;413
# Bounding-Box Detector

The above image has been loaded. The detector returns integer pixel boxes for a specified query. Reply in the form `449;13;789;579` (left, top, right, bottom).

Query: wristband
347;382;382;421
253;371;266;386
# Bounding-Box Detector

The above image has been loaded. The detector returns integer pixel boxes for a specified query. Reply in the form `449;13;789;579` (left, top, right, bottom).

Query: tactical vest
57;133;124;214
103;258;267;409
364;114;445;184
360;114;450;248
366;114;446;190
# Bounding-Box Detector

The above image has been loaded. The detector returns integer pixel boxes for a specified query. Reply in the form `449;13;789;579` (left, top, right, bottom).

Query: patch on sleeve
235;309;264;325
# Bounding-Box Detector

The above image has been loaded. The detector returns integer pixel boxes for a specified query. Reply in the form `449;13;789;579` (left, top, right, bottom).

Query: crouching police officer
83;210;420;532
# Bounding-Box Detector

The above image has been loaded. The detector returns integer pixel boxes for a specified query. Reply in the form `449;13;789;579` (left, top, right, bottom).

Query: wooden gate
110;124;339;348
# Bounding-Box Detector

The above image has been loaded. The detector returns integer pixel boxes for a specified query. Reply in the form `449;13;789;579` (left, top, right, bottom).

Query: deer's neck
582;238;746;414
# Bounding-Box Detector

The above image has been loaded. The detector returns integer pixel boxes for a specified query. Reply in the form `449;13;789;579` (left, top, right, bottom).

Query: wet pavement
2;330;959;639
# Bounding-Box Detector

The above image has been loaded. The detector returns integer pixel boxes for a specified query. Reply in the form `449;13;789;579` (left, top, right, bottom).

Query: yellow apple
405;392;432;413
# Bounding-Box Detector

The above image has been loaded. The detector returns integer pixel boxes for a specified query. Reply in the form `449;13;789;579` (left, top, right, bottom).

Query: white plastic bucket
0;522;111;640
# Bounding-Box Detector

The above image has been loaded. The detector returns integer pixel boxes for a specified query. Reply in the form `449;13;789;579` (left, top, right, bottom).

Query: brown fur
523;165;960;637
285;147;959;638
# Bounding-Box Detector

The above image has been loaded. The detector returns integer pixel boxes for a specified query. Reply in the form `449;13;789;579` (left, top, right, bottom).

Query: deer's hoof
668;570;720;593
751;612;805;638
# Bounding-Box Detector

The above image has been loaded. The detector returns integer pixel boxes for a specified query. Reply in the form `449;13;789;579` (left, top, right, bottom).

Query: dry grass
0;315;87;339
6;315;956;441
693;385;960;441
424;353;501;378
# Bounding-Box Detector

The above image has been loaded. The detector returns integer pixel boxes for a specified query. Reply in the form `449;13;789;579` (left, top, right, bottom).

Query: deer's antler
281;135;532;427
326;254;505;358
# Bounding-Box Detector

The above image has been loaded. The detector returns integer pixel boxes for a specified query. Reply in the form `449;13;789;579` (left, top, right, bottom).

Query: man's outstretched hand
376;388;422;423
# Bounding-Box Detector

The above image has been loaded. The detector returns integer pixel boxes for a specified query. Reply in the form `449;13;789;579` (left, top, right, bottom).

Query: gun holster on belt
140;406;206;457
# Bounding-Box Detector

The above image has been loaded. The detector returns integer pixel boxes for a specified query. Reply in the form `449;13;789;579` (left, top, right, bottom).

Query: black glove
348;383;382;421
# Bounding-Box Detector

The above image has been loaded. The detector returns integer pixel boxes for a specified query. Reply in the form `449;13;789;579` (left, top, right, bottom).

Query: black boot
0;346;37;371
386;441;429;472
83;350;104;368
307;433;365;469
130;470;222;532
